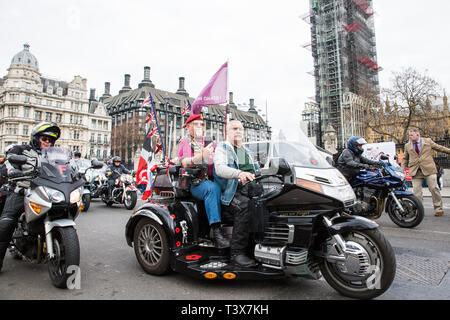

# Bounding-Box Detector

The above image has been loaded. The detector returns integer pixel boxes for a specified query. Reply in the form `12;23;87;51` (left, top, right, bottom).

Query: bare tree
366;67;442;143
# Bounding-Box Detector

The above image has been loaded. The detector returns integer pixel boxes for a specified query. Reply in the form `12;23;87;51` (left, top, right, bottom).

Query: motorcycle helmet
347;136;367;155
30;122;61;150
112;156;121;164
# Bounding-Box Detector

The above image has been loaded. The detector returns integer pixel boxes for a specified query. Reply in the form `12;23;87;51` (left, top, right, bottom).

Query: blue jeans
190;180;222;225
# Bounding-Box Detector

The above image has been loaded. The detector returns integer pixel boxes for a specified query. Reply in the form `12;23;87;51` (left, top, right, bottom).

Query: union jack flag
154;143;163;155
181;100;192;116
147;127;159;138
145;112;156;124
141;91;154;108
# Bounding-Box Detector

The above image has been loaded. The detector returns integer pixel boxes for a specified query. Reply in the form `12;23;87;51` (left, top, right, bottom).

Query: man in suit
401;128;450;216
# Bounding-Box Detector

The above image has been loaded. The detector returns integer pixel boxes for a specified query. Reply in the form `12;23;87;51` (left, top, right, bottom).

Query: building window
6;124;18;135
56;113;62;122
23;125;29;136
24;95;30;103
36;98;42;105
23;107;30;118
56;101;62;108
46;99;52;106
45;112;52;121
34;111;42;120
8;107;18;117
90;133;95;142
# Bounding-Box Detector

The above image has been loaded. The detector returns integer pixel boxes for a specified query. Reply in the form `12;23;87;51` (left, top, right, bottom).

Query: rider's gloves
8;168;24;179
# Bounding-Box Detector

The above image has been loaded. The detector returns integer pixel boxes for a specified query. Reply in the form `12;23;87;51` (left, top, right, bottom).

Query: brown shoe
435;211;444;217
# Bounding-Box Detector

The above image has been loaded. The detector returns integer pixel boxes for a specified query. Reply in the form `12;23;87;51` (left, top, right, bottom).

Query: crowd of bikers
0;118;449;272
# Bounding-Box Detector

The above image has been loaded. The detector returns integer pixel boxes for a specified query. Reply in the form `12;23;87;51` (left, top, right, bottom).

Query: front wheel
133;218;170;275
386;194;424;228
82;193;91;212
48;227;80;289
124;190;137;210
319;229;396;300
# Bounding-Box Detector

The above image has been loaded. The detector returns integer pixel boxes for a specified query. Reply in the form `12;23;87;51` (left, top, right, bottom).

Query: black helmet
74;151;81;158
30;122;61;150
112;156;121;163
347;136;367;155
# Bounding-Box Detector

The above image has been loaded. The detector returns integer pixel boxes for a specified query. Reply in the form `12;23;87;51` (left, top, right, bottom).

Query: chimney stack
105;82;111;95
228;92;237;109
89;88;96;101
138;66;155;88
176;77;189;96
248;98;258;114
119;74;132;94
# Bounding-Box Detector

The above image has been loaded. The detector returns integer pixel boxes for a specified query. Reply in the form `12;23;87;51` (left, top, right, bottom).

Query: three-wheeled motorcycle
126;139;396;299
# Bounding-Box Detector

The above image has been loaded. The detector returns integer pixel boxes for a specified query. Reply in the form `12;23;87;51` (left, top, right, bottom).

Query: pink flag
191;62;228;114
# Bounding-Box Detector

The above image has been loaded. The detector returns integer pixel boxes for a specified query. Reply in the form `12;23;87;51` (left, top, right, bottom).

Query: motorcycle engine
353;187;378;214
12;223;37;260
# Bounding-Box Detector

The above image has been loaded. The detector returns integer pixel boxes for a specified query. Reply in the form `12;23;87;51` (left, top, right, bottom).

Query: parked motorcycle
7;147;84;288
126;144;396;299
101;170;137;210
79;159;105;212
348;154;424;228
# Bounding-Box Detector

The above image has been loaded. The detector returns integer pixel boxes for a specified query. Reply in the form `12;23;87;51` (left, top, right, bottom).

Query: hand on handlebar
238;171;255;185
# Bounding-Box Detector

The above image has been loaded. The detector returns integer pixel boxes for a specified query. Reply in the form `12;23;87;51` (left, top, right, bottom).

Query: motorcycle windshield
272;140;332;169
39;147;74;183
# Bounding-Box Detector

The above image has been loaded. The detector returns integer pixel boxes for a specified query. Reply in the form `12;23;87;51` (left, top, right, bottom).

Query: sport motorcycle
7;147;84;288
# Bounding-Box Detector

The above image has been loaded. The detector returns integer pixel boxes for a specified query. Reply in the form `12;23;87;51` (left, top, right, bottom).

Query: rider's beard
194;128;203;139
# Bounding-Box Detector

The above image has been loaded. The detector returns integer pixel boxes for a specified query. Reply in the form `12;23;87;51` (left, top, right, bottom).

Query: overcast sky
1;0;449;141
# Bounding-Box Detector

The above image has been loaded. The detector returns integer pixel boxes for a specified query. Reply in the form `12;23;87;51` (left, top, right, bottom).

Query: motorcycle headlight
70;188;83;204
43;187;65;203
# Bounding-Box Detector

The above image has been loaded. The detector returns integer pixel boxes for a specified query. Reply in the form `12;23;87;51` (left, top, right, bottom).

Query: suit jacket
401;138;450;176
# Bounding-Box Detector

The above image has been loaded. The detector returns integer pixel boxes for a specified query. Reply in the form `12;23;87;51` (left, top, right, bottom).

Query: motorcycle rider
336;136;383;183
105;156;131;199
178;114;229;248
0;122;61;272
214;120;260;267
72;150;82;171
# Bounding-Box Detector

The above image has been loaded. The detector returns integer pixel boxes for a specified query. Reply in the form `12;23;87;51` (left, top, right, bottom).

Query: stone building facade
103;67;272;168
0;44;111;159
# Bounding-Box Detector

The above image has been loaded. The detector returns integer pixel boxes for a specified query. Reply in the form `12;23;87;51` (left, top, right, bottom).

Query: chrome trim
285;249;308;265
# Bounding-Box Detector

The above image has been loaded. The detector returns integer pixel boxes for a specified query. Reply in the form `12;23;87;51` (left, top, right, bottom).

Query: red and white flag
136;126;157;200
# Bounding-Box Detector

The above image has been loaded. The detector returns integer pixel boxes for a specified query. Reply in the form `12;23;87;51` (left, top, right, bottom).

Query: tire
387;194;424;228
124;191;137;210
319;229;396;300
48;227;80;289
82;193;91;212
133;218;170;275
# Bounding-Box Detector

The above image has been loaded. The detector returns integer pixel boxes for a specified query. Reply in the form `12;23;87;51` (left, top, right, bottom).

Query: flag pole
150;93;167;162
225;58;229;140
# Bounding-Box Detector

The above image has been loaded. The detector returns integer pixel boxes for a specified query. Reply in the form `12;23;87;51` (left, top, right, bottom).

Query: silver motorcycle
8;147;84;288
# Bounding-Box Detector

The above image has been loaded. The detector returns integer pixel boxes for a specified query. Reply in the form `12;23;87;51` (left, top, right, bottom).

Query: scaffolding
305;0;381;148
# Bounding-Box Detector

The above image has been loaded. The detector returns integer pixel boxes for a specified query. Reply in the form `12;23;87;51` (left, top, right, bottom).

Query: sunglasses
39;136;55;143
